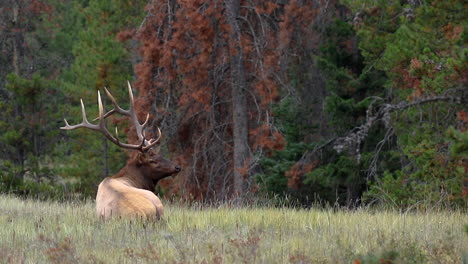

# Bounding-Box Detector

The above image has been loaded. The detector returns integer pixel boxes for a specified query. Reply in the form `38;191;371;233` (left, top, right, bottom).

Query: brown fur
95;148;180;220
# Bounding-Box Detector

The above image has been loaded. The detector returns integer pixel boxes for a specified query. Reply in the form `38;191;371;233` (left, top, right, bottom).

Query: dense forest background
0;0;466;208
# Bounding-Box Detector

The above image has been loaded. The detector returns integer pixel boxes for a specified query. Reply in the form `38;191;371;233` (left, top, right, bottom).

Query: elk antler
60;81;161;152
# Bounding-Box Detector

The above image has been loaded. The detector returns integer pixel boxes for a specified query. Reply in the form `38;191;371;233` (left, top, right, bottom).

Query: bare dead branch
296;88;466;169
333;90;466;160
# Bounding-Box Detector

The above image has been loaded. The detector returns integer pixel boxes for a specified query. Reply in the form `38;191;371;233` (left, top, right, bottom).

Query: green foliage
350;0;466;95
305;154;357;186
347;0;467;208
255;142;309;196
447;126;468;158
0;0;145;200
273;97;315;143
255;98;314;198
312;18;389;205
33;0;87;77
54;0;150;192
0;74;80;200
317;18;387;132
262;1;466;208
50;0;145;198
0;157;76;201
0;74;63;168
366;123;466;208
257;17;392;206
64;0;144;90
324;95;379;132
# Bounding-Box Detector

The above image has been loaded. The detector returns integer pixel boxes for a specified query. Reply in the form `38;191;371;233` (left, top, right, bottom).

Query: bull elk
61;82;180;220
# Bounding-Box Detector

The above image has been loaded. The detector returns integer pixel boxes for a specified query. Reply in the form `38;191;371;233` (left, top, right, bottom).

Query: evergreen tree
55;0;146;197
340;0;467;207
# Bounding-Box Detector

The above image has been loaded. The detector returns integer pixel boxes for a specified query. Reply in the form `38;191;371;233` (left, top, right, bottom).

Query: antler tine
81;99;89;123
104;87;129;114
126;82;162;151
142;127;162;151
60;98;99;131
126;81;146;143
96;90;154;151
141;113;150;129
95;90;123;146
127;81;134;110
98;90;104;119
92;84;145;144
92;87;126;121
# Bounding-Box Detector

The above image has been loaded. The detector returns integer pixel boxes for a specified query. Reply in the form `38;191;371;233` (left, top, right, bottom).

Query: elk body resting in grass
61;82;180;220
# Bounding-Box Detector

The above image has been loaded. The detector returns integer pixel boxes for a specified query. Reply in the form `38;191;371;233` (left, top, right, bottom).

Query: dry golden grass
0;195;467;263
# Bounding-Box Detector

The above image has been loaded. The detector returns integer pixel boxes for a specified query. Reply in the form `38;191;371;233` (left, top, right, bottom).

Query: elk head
132;146;181;186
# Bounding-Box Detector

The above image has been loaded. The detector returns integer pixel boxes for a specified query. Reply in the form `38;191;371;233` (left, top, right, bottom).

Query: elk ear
137;152;147;165
152;145;161;154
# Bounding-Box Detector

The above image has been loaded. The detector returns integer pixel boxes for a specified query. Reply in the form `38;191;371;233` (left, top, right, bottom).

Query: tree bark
346;180;361;208
12;1;20;75
225;0;250;197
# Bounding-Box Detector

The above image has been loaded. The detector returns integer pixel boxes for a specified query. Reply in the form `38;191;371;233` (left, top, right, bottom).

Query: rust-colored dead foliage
285;160;318;189
250;124;286;152
119;0;319;200
443;23;463;41
28;0;54;18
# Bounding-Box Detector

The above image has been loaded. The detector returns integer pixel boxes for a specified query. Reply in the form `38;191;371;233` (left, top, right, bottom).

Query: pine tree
341;0;467;207
56;0;147;196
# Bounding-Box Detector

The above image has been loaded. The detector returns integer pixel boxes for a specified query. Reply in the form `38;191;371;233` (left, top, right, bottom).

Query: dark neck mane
111;160;156;191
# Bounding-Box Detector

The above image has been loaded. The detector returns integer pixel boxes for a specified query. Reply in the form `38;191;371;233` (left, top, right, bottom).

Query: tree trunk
225;0;250;197
12;39;19;75
346;180;361;208
12;1;20;75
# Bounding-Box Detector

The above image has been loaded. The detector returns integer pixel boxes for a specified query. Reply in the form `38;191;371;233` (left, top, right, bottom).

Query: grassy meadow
0;195;467;263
